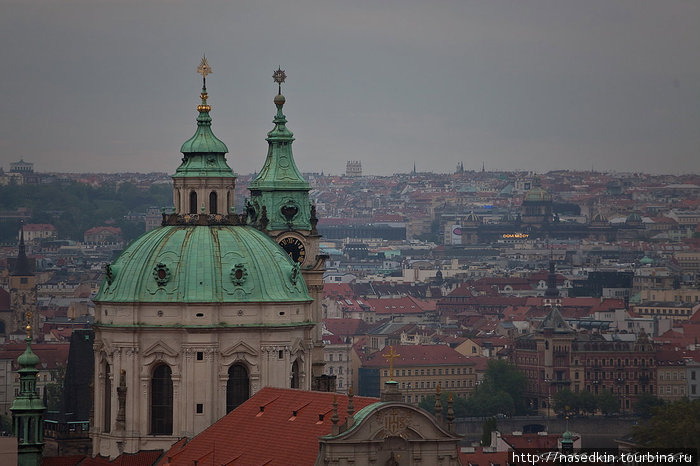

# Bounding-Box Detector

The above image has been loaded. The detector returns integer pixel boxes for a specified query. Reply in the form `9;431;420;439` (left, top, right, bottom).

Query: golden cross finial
382;345;401;380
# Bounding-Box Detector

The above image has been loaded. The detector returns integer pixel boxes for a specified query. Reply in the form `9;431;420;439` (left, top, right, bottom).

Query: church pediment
330;403;457;443
221;341;257;358
143;340;179;358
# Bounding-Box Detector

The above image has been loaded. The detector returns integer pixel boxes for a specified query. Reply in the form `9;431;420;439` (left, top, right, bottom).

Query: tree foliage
552;389;597;415
482;417;498;446
476;359;527;415
418;360;526;418
0;182;171;243
632;392;665;419
633;399;700;450
595;389;619;415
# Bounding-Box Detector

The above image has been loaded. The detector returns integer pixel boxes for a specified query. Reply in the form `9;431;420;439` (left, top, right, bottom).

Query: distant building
514;307;657;414
357;345;477;403
9;160;33;174
21;224;58;243
144;207;163;232
346;160;362;177
83;226;123;246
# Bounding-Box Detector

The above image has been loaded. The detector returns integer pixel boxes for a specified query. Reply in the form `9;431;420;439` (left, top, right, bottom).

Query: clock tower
247;69;327;384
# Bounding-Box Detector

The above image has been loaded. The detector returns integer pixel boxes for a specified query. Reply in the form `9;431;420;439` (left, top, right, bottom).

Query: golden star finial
197;55;212;79
273;67;286;94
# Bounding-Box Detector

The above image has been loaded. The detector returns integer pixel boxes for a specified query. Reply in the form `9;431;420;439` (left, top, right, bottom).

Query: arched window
104;363;111;433
291;360;300;389
227;191;231;213
209;191;218;214
150;364;173;435
189;191;197;214
0;320;5;335
226;364;249;413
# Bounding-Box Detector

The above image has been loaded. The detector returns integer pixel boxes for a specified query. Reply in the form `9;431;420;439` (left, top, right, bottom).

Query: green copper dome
174;84;235;179
17;338;40;368
523;186;552;202
95;226;311;303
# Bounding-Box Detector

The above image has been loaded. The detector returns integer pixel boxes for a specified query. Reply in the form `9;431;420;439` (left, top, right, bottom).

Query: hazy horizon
2;1;699;176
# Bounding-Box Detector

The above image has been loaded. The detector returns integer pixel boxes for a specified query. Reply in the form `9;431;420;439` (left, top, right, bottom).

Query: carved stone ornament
105;264;115;285
290;262;301;285
281;200;299;223
230;263;248;286
153;263;171;286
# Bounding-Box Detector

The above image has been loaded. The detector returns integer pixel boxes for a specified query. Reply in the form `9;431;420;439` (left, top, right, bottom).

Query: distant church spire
544;259;559;299
13;223;32;276
10;313;46;466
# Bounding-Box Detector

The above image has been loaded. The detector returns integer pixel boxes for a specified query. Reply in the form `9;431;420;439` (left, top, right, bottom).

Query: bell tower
11;315;46;466
172;56;236;216
247;68;327;383
8;225;38;337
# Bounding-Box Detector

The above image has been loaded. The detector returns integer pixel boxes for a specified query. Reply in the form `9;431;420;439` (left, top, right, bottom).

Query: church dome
464;211;481;224
626;212;643;224
591;212;608;224
523;186;552;203
95;225;310;304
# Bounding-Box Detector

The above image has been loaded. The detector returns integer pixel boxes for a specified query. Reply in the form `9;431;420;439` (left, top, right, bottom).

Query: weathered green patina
95;225;311;303
11;335;46;466
174;85;235;179
248;92;312;231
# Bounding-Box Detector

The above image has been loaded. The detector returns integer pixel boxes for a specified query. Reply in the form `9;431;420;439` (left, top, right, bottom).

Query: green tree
633;399;700;449
577;390;596;415
633;392;665;419
481;417;497;446
595;389;619;415
478;360;527;415
468;388;515;417
419;392;469;418
552;389;577;415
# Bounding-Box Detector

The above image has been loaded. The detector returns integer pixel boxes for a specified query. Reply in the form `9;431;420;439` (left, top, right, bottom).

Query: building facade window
291;360;300;389
189;191;198;214
226;364;250;413
150;364;173;435
103;363;111;433
209;191;217;214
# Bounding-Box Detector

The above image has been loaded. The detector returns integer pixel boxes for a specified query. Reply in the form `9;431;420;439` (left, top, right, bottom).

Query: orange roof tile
361;345;474;368
157;388;378;466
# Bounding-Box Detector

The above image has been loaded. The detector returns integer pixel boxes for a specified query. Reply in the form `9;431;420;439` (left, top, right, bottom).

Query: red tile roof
323;318;367;336
0;342;70;370
157;388;378;466
43;451;164;466
361;345;474;368
502;432;562;450
458;447;510;466
323;283;354;299
364;296;435;315
24;223;57;231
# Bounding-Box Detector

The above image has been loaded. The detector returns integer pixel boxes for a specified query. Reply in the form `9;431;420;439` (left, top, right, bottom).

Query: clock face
279;236;306;265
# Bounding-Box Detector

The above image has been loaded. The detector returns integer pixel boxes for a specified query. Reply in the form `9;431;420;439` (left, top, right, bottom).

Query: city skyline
1;0;699;176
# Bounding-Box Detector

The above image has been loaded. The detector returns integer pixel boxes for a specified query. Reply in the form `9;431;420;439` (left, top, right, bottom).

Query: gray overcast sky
1;0;698;176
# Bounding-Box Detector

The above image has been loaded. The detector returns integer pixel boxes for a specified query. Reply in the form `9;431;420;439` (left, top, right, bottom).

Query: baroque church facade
91;62;325;458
